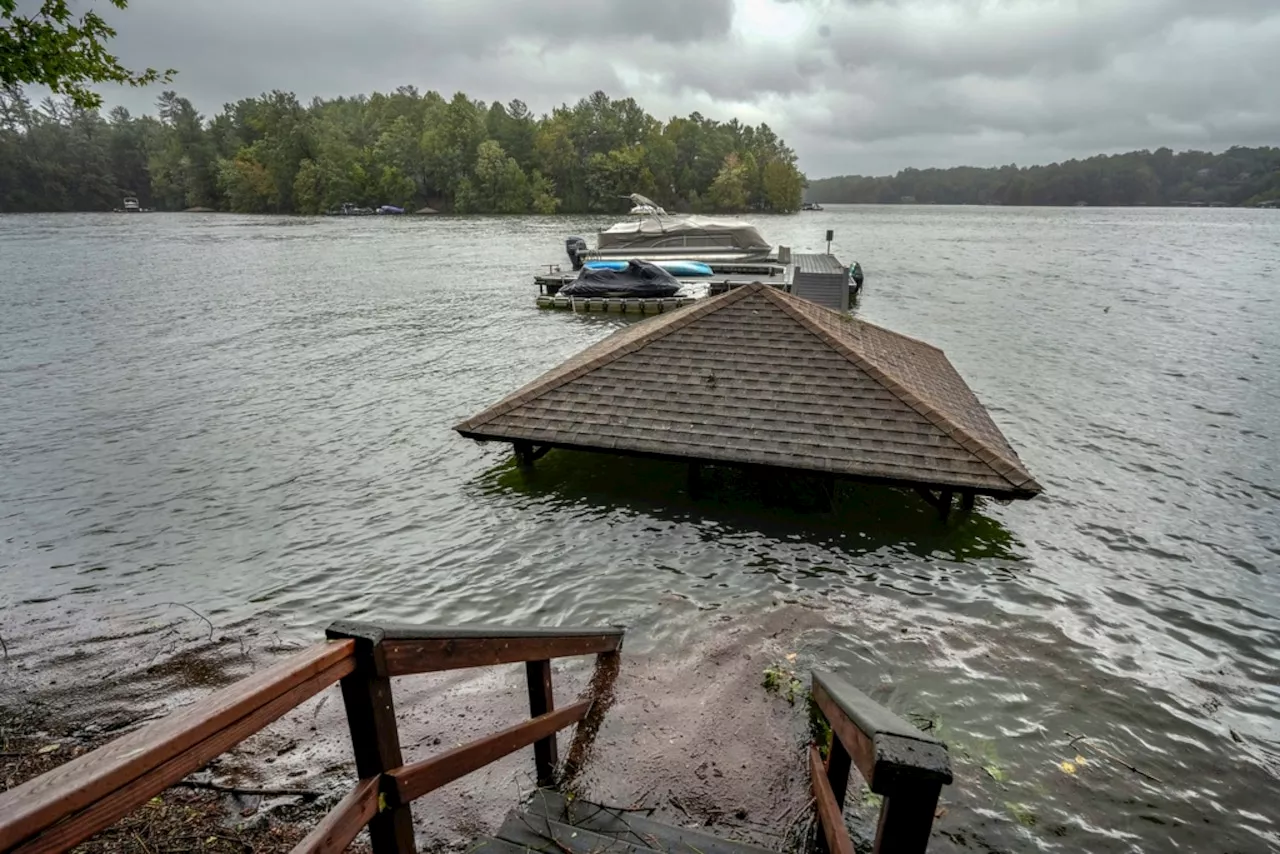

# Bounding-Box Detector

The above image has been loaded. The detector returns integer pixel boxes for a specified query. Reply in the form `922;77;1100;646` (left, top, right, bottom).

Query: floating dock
535;295;698;313
535;255;861;313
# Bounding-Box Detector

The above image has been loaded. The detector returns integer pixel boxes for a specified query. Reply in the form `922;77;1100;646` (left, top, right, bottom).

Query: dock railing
0;622;624;854
808;670;953;854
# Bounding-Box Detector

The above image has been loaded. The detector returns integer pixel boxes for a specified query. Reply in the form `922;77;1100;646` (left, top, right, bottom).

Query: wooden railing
0;621;624;854
808;670;953;854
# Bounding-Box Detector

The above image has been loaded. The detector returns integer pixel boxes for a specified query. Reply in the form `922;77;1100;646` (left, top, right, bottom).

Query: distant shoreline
1;202;1275;215
806;145;1280;208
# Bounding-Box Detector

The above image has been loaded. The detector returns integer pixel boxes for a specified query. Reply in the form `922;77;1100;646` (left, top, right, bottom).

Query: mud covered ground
0;602;885;852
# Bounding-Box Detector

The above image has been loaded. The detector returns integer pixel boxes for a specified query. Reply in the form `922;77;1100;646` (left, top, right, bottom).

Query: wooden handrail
290;777;380;854
0;624;624;854
389;700;592;803
324;622;624;676
0;640;356;853
809;746;854;854
810;670;952;854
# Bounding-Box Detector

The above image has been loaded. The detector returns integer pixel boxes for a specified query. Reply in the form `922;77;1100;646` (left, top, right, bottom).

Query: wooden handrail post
327;623;417;854
525;659;558;787
811;670;952;854
826;735;852;810
873;780;944;854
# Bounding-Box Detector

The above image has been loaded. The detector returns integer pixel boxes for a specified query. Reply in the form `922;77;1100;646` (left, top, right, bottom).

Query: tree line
806;147;1280;208
0;86;806;215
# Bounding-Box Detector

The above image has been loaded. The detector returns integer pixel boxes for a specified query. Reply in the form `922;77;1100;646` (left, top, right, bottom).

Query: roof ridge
761;289;1040;493
454;285;760;434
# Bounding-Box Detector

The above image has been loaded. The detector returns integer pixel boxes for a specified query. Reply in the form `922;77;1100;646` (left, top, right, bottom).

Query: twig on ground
779;797;815;851
162;602;216;641
1065;731;1165;784
587;801;658;815
171;779;321;799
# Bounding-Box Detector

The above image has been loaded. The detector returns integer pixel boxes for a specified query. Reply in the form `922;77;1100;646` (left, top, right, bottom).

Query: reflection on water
477;449;1024;564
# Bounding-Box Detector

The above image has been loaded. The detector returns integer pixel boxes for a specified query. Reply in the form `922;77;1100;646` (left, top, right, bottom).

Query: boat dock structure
536;253;862;314
0;622;953;853
464;283;1041;518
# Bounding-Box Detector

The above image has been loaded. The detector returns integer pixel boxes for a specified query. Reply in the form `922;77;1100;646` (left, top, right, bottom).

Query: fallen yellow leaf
1058;760;1077;775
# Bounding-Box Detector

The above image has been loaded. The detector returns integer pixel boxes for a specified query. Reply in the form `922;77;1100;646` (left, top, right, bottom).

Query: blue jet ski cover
559;259;681;297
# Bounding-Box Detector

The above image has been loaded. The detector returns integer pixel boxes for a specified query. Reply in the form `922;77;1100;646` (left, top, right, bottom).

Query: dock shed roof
456;284;1040;498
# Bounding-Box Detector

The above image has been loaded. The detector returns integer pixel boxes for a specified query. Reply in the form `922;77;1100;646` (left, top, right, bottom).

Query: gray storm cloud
92;0;1280;176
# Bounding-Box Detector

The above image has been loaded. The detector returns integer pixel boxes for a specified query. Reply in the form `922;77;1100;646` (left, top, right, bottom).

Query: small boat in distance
327;202;375;216
801;201;824;211
112;196;153;212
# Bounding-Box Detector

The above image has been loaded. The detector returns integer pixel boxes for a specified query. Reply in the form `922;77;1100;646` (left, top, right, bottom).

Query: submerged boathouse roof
456;284;1041;498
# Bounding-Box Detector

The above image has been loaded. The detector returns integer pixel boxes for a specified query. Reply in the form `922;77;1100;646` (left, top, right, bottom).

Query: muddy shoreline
0;603;856;852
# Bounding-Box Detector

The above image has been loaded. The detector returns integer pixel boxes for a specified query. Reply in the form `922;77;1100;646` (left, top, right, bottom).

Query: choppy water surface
1;207;1277;851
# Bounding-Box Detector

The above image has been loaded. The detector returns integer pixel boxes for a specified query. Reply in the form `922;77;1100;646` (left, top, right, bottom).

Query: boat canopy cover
559;259;681;298
597;214;772;251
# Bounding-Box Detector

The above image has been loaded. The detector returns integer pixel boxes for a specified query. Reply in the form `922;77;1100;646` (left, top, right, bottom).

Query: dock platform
536;295;698;313
477;790;776;854
534;256;859;313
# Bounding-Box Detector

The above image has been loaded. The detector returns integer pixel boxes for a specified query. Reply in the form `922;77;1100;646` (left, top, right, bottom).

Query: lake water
1;207;1277;852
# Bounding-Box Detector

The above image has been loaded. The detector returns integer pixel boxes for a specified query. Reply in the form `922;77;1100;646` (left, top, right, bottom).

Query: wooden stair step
525;791;779;854
468;837;542;854
496;808;661;854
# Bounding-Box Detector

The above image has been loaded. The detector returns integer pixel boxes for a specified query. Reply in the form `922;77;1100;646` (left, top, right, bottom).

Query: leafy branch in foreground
0;0;174;109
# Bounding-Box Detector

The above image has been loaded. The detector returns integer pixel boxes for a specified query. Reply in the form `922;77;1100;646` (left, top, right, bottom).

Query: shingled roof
456;284;1041;498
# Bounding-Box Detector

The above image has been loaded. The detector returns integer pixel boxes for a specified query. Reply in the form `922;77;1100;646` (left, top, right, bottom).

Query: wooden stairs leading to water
474;791;776;854
0;622;952;854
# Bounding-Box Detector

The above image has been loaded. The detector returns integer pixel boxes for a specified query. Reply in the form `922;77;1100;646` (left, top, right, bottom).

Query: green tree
585;146;655;211
708;152;749;212
533;111;580;209
761;158;802;212
528;170;560;213
1;0;174;109
217;146;277;212
375;164;415;207
458;139;529;213
374;115;425;197
292;158;323;214
420;92;485;201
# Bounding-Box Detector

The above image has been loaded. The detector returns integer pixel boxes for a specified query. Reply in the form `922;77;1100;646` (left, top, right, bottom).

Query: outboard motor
565;236;588;271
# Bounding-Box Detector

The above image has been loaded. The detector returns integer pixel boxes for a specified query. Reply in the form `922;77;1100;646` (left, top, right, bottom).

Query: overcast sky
90;0;1280;177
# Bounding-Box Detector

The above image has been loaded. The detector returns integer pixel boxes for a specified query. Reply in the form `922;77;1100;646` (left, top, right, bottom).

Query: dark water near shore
1;207;1278;851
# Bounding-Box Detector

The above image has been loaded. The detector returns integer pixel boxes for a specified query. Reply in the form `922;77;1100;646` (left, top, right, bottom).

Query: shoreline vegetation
0;86;805;216
807;146;1280;208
